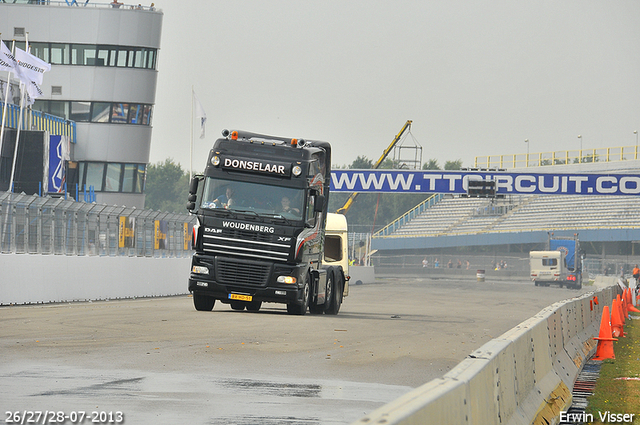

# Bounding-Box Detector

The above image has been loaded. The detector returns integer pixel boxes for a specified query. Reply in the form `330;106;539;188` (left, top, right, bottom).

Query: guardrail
0;191;195;257
475;145;640;169
5;1;158;11
354;281;620;425
1;101;76;144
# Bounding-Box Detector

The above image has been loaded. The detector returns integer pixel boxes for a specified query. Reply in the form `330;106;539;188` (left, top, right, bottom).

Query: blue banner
48;135;65;193
330;170;640;196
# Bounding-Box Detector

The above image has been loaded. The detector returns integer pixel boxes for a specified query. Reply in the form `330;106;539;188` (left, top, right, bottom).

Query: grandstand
371;157;640;260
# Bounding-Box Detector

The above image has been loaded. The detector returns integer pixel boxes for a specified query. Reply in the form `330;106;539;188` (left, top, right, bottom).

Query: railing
4;1;159;11
0;191;195;257
373;193;441;237
475;145;640;169
1;101;76;144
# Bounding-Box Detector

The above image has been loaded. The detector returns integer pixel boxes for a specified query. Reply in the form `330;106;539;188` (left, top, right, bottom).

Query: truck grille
216;258;271;286
202;233;290;262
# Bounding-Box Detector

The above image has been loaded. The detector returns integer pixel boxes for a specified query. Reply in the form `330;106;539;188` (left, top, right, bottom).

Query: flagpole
9;34;28;193
190;85;194;183
0;37;14;171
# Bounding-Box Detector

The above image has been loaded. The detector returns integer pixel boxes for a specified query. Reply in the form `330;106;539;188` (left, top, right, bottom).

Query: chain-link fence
0;191;195;257
371;253;639;281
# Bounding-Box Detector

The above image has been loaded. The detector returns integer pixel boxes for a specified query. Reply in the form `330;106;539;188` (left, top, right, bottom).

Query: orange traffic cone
611;299;625;338
593;306;617;360
625;288;640;313
621;294;628;320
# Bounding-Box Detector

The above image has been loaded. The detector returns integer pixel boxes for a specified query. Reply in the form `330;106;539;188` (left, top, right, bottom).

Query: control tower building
0;1;163;208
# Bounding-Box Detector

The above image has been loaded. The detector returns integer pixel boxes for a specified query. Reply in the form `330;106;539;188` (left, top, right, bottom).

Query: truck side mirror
314;195;325;212
187;175;203;212
189;177;199;195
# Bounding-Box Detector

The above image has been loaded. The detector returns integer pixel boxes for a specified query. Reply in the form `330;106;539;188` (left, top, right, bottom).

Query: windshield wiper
231;208;260;218
261;213;293;225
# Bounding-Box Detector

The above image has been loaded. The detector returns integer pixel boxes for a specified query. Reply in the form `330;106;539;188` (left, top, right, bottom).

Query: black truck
186;129;349;315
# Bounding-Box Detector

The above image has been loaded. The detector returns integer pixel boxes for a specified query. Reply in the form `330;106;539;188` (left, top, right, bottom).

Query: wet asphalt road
0;277;592;424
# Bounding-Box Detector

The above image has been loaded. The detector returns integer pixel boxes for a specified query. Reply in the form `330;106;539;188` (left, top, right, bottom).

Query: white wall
0;254;190;305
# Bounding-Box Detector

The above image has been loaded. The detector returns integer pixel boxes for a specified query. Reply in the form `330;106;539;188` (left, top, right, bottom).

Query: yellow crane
336;120;413;214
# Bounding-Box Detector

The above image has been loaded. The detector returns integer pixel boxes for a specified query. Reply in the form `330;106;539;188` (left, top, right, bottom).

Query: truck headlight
192;265;209;274
292;165;302;177
277;276;297;284
211;156;221;166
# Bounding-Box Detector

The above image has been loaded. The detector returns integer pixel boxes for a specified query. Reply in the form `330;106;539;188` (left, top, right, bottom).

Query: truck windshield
200;177;305;220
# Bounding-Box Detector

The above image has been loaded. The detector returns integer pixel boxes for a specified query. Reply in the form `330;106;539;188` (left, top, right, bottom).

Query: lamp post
577;135;582;163
524;139;529;167
635;131;638;160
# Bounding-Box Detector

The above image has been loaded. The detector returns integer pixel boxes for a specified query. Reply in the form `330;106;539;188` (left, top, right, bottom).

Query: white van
530;250;581;288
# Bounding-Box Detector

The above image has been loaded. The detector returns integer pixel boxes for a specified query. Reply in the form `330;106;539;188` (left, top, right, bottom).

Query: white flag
193;91;206;139
13;47;51;104
14;46;51;86
0;41;18;74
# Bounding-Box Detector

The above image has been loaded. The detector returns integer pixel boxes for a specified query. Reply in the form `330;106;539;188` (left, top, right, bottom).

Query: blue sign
330;170;640;196
48;135;65;193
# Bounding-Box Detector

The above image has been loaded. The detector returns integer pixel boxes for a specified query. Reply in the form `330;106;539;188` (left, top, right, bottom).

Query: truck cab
186;129;348;315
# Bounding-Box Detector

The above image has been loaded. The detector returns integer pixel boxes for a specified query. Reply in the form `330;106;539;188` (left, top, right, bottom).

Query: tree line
144;156;463;232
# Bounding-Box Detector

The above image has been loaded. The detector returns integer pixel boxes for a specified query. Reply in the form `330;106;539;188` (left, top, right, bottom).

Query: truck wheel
193;293;215;311
287;276;310;316
246;301;262;312
230;302;245;311
309;271;326;315
326;272;342;315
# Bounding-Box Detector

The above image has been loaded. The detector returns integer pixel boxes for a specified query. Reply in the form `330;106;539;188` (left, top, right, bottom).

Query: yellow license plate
229;293;252;302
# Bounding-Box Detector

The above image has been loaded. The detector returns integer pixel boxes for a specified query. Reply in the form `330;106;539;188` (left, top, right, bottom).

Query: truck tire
325;271;342;315
310;269;333;314
193;293;215;311
287;275;310;316
246;301;262;312
573;276;582;290
230;302;245;311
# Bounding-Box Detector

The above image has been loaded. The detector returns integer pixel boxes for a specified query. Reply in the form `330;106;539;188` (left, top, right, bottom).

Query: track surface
0;277;591;424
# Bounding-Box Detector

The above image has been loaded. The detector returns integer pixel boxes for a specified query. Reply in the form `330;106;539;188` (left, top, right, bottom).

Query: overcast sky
149;0;640;172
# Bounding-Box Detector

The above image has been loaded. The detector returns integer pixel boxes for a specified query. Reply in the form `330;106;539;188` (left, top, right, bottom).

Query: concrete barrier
353;284;620;425
0;254;191;305
349;265;375;285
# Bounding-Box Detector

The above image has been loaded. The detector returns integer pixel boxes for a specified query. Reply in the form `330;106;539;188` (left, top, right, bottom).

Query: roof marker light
231;131;238;140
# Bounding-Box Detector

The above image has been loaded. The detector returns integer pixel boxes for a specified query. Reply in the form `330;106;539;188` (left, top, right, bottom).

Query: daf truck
186;129;349;315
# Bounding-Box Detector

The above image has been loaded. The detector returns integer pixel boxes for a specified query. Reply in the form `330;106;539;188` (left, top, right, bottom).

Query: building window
111;103;129;123
129;104;142;124
104;163;122;192
85;162;105;191
70;101;91;122
30;42;49;63
50;43;70;65
136;164;146;193
22;41;158;70
122;164;136;192
78;162;146;193
33;100;153;126
91;102;111;123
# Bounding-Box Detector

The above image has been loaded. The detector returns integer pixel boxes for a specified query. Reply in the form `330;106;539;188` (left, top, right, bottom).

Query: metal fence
0;191;195;257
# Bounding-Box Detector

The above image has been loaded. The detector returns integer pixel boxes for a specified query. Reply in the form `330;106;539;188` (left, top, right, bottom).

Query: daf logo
204;227;222;234
278;236;292;242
